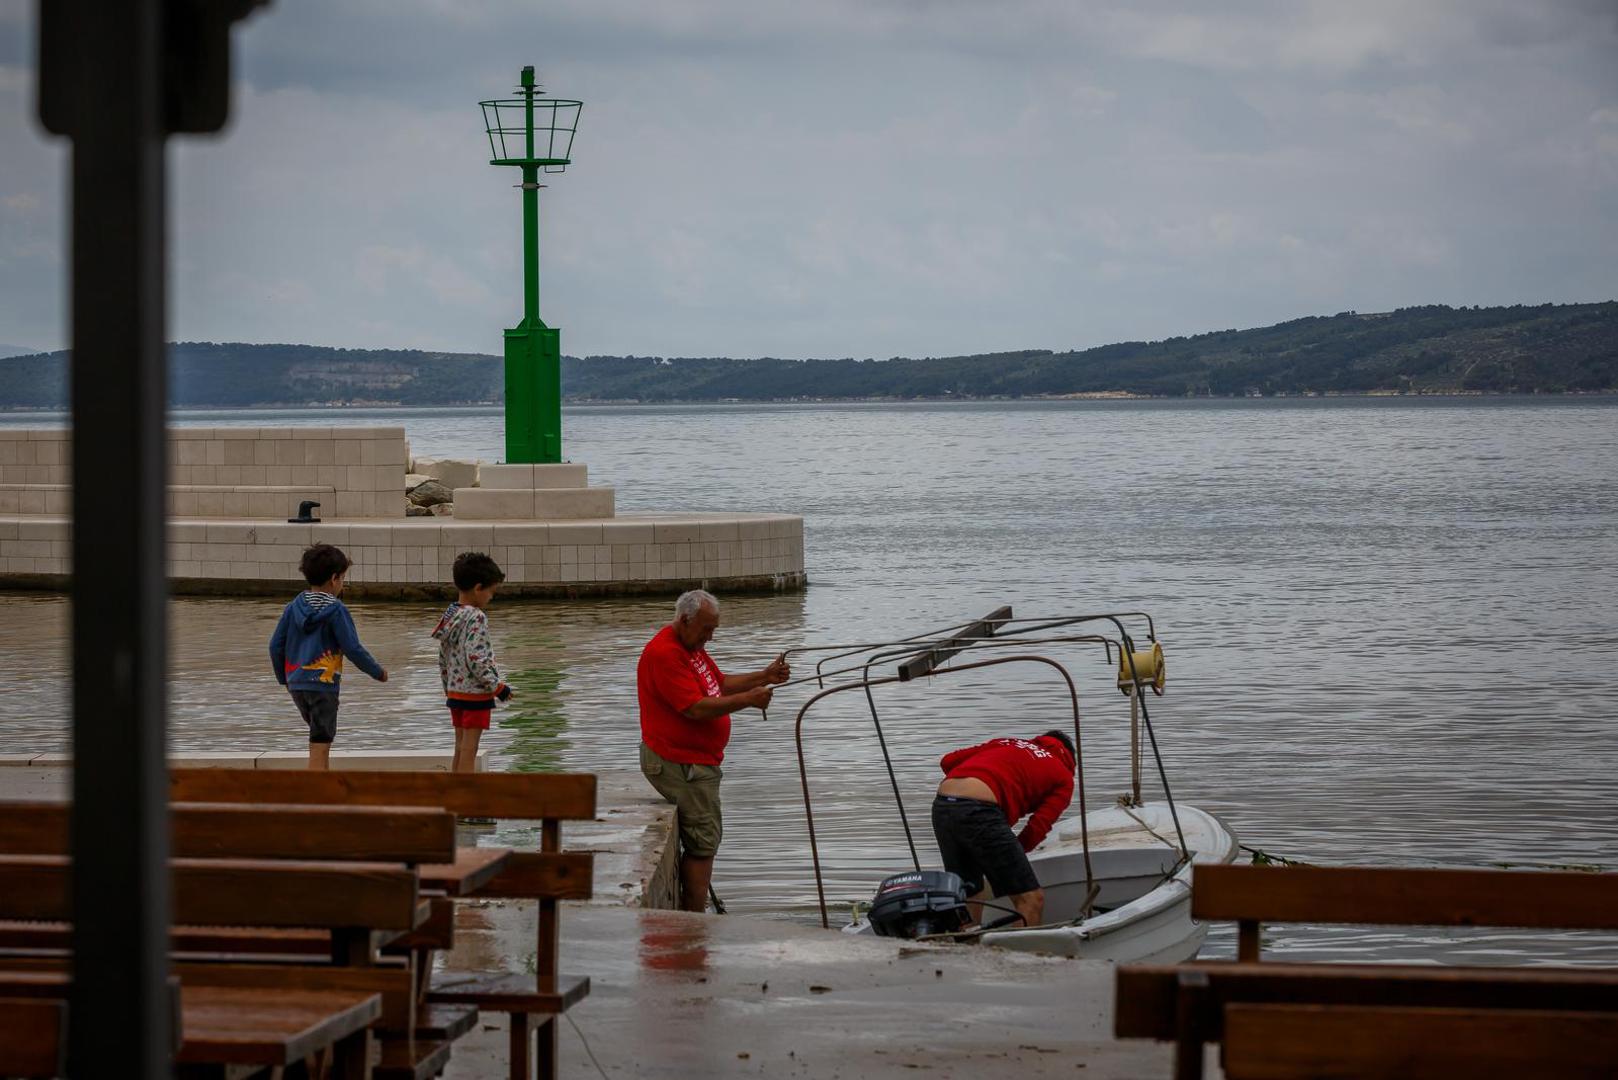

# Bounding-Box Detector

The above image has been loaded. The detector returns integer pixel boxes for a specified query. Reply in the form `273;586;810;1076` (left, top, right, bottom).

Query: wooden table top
175;986;380;1065
1;973;393;1067
419;846;512;896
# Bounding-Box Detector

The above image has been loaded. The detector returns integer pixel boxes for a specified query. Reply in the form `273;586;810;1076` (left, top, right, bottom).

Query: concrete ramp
441;905;1182;1078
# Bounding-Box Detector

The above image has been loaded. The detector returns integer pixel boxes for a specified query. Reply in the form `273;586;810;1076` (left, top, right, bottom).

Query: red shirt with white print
939;735;1076;851
637;624;730;765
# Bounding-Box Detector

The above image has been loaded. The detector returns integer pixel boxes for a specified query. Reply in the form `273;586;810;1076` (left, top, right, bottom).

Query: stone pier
0;426;806;597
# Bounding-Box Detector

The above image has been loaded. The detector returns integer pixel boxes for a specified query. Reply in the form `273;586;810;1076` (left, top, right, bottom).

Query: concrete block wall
0;513;806;587
0;430;69;484
0;426;407;519
0;430;71;515
299;515;806;587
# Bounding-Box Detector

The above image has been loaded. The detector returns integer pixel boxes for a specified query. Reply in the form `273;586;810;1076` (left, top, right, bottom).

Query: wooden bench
0;799;462;970
0;994;67;1078
171;768;598;1080
1115;863;1618;1079
0;799;490;1078
0;970;380;1080
0;801;449;1078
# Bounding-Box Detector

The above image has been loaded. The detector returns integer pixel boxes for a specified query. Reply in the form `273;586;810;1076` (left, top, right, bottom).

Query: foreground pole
45;5;172;1072
38;2;267;1074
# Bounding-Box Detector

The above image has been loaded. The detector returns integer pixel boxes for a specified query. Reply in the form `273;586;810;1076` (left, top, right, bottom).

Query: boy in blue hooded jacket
269;543;388;769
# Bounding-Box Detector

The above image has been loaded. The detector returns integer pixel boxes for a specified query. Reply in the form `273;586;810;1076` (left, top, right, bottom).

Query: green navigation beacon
480;66;581;464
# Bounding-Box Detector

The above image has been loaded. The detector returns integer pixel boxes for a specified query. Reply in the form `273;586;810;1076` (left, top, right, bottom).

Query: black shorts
291;690;339;744
931;795;1041;897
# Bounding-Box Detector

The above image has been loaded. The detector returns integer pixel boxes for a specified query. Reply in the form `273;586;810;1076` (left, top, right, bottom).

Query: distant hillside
0;344;503;409
0;344;39;359
1;302;1614;408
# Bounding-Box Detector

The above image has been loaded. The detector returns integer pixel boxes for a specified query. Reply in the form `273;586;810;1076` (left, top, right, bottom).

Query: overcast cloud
1;1;1615;358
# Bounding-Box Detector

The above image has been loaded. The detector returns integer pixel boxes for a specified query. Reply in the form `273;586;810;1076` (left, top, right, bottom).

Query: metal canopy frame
784;607;1186;930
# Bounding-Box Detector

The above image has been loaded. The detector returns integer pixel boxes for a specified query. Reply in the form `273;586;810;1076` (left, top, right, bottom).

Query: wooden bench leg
509;1013;532;1080
1174;969;1210;1080
331;1028;371;1080
536;1015;558;1080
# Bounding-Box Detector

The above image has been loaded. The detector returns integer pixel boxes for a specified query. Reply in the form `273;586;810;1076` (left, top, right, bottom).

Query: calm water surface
2;397;1615;963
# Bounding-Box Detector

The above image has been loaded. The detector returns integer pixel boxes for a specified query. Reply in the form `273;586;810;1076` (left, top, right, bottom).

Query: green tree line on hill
1;302;1613;409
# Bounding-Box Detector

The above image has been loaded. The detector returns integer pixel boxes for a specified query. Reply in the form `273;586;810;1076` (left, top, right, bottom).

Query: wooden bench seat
427;972;592;1014
0;959;417;1036
1223;1002;1618;1080
376;1035;454;1080
415;1002;479;1041
1117;960;1618;1041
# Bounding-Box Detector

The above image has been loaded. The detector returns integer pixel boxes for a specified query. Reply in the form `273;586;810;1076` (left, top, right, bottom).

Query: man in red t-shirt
932;730;1076;929
638;589;790;912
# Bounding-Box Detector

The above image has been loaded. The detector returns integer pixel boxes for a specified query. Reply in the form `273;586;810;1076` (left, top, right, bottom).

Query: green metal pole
523;67;538;325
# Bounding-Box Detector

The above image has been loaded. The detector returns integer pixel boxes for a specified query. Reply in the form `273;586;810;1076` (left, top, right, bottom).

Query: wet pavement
439;904;1185;1079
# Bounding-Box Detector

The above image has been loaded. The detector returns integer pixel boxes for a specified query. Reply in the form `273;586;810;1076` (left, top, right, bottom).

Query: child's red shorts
449;706;490;730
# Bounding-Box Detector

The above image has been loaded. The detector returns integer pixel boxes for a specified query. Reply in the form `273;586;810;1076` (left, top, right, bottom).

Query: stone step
0;483;342;519
453;486;616;521
478;463;588;490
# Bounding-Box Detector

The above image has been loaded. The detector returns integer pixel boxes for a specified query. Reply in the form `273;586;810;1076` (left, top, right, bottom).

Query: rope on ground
567;1012;613;1080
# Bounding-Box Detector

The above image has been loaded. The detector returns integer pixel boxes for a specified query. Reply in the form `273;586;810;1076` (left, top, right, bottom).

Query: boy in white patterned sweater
432;551;513;773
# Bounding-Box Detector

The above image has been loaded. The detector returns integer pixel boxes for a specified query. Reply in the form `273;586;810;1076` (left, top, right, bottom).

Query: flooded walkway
441;904;1181;1079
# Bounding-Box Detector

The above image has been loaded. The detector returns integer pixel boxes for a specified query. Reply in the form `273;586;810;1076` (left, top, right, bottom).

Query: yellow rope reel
1117;641;1165;696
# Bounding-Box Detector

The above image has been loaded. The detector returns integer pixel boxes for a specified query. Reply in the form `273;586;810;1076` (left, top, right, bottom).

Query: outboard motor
867;870;971;939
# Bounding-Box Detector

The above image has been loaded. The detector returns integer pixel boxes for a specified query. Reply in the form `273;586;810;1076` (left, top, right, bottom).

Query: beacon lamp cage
480;97;581;173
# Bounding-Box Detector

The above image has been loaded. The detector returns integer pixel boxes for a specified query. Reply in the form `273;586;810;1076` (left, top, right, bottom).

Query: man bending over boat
933;731;1076;929
638;589;791;912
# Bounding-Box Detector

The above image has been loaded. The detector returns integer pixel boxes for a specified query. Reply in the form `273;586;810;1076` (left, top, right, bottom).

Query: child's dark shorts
290;690;339;744
931;794;1041;897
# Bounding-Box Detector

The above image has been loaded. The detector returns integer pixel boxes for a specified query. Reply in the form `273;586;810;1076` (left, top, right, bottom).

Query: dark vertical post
38;1;267;1073
1172;969;1210;1080
1237;919;1262;962
41;3;173;1075
536;818;562;1079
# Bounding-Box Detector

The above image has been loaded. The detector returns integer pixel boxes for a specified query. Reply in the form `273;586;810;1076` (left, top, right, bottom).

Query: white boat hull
845;801;1239;963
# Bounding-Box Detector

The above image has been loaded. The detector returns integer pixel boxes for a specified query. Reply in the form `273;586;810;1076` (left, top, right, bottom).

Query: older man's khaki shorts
640;742;724;858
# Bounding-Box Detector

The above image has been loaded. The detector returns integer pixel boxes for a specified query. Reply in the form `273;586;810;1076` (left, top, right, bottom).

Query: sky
1;1;1616;359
